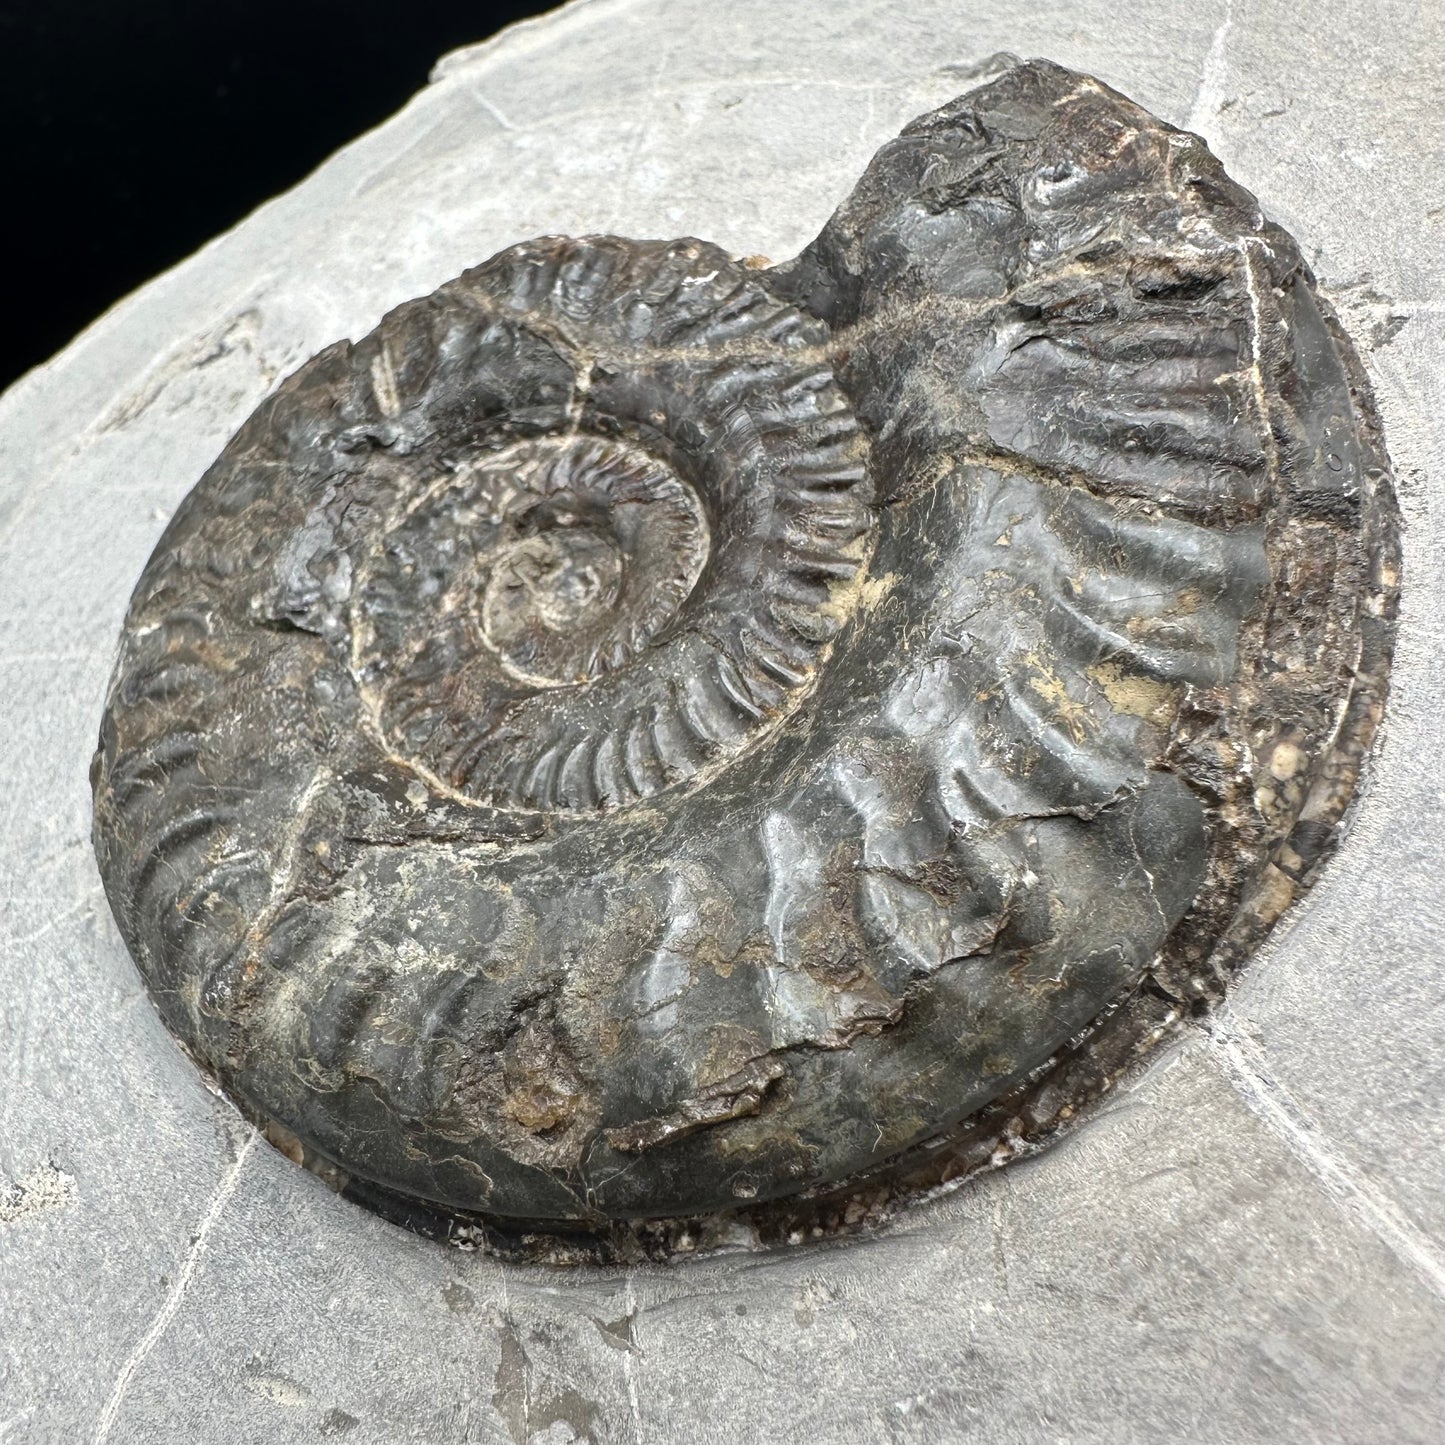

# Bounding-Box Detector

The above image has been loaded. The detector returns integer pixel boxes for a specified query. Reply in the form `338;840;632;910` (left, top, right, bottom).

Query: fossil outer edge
92;60;1399;1240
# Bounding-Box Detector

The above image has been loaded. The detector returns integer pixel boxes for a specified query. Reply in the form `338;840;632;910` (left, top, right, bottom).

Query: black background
1;1;556;392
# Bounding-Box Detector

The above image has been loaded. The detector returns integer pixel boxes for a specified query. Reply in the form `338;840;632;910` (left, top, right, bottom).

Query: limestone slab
3;1;1443;1440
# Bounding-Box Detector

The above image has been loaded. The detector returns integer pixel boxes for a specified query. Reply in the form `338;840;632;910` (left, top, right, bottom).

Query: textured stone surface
3;0;1444;1440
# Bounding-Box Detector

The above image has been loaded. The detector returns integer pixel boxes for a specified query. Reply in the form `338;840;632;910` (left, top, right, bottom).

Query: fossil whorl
93;61;1397;1239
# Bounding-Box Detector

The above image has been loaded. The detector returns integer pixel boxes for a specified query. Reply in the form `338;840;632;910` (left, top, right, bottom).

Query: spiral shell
93;61;1398;1243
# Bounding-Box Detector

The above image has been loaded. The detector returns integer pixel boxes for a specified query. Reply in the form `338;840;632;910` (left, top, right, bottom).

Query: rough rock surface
4;2;1445;1441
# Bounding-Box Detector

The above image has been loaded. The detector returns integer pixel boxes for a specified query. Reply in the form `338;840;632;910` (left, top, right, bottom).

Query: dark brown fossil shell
92;60;1398;1256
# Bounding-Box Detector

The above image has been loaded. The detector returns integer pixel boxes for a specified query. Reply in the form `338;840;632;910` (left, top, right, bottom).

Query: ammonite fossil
93;61;1398;1254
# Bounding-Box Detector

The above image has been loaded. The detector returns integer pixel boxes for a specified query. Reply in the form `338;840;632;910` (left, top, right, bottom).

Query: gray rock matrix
4;2;1444;1440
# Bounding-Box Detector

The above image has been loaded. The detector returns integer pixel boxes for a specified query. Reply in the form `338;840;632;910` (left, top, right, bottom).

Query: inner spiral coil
338;236;875;812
